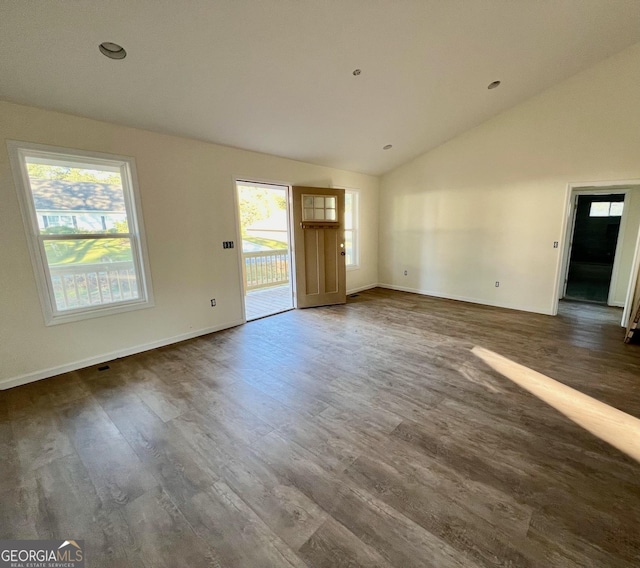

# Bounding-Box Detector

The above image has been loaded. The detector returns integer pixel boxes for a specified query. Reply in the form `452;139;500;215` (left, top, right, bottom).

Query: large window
9;142;153;325
344;190;359;268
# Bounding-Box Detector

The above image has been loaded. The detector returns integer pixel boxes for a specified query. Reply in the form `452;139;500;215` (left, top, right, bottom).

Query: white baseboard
378;283;553;315
609;301;625;308
0;319;244;391
1;284;554;391
347;283;378;295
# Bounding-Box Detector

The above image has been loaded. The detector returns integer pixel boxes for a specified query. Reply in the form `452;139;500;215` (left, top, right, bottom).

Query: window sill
45;298;154;326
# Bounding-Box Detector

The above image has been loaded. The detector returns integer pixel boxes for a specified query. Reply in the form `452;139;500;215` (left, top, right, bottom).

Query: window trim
8;141;154;325
345;189;360;270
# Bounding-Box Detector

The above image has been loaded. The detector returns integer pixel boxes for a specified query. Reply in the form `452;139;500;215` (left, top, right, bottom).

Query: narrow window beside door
345;190;359;268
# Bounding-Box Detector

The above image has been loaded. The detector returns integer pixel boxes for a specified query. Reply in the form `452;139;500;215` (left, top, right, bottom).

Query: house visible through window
42;214;77;229
345;190;359;268
9;142;153;324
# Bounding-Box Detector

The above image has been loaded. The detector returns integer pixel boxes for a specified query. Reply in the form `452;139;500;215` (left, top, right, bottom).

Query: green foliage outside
42;219;132;265
27;163;121;185
243;236;287;249
238;185;286;236
44;239;132;265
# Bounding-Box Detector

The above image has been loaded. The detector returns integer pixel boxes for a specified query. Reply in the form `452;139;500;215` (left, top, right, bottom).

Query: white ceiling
1;1;640;176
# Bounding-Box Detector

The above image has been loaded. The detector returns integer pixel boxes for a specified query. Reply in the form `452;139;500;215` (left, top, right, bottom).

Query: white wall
611;189;640;306
379;42;640;315
0;100;379;388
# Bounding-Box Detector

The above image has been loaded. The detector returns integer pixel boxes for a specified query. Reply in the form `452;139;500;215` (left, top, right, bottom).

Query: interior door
291;186;346;308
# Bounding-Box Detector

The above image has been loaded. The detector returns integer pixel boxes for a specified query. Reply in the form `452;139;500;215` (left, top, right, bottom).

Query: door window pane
302;194;338;222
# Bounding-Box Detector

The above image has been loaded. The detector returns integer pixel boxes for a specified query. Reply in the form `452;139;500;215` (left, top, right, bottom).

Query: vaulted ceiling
1;1;640;175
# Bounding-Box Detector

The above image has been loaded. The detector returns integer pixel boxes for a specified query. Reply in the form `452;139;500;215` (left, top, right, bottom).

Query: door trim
563;189;627;306
554;180;640;325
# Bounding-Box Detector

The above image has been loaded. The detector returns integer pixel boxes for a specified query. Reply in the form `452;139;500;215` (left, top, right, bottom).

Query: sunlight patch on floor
472;346;640;463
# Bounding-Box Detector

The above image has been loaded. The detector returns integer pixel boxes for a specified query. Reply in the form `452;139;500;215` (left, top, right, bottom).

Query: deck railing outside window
50;250;290;309
49;261;138;310
243;249;289;291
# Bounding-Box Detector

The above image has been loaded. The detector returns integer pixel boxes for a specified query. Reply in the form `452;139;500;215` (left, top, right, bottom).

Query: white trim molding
379;283;553;315
0;320;244;390
347;283;378;295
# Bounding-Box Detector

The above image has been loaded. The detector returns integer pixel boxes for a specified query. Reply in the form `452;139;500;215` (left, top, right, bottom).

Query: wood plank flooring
245;285;293;321
2;289;640;567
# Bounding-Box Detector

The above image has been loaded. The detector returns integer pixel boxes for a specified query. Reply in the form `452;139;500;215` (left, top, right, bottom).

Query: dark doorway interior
565;194;624;303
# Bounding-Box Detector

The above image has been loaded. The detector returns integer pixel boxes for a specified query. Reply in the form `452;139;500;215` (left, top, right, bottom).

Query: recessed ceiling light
488;80;501;90
99;42;127;60
352;69;361;76
383;144;392;150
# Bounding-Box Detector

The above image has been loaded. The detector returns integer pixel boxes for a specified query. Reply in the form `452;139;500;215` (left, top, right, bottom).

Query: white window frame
8;141;154;325
345;189;360;269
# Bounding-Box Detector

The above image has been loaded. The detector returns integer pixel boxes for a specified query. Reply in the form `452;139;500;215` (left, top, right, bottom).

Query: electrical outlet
495;281;500;287
222;241;235;249
553;241;559;248
403;270;408;276
210;299;216;307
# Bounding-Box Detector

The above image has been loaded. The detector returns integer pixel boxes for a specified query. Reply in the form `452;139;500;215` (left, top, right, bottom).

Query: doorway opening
564;193;625;304
235;180;293;321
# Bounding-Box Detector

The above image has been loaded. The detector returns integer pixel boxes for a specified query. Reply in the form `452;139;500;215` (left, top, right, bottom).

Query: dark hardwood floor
2;289;640;567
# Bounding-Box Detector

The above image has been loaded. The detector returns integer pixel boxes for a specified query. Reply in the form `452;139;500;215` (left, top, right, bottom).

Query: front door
291;186;346;308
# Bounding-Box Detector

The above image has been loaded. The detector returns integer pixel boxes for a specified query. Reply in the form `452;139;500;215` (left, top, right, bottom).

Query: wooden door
291;186;346;308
